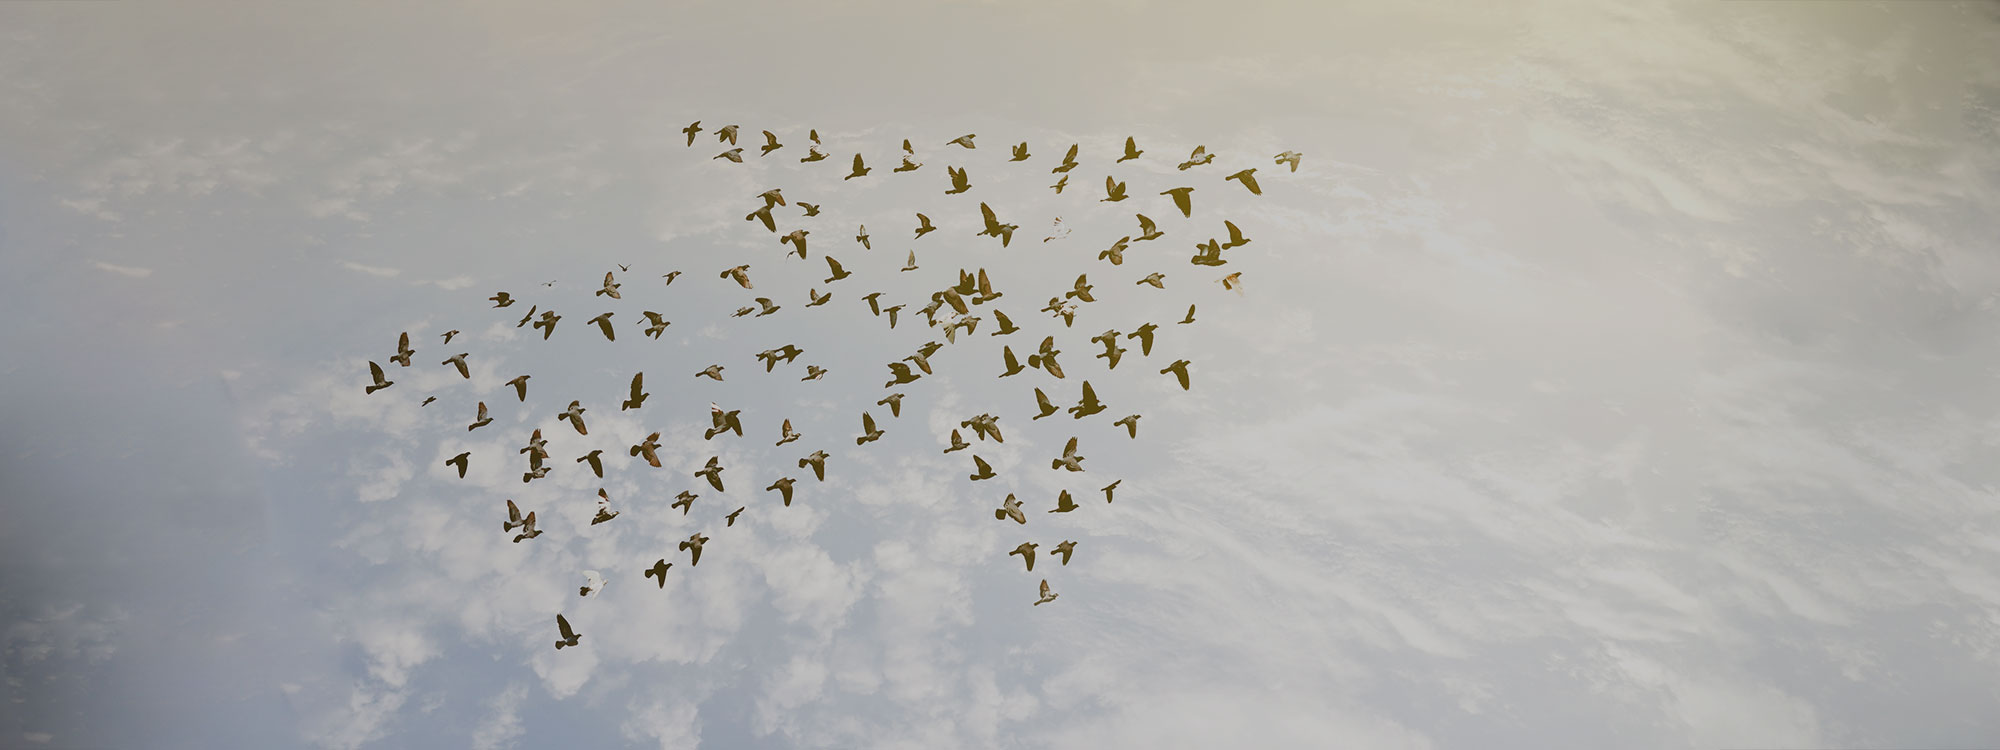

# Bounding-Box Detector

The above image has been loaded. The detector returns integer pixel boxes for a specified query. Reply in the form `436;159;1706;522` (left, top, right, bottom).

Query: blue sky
4;1;2000;748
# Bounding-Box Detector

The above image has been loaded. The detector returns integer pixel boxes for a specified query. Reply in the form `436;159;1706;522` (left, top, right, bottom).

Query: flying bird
781;229;810;258
1137;272;1166;289
856;411;886;445
645;559;673;588
442;352;470;379
597;271;622;299
1101;176;1127;202
670;490;697;516
1052;143;1079;173
776;419;801;447
800;365;828;381
877;392;904;417
1000;346;1026;377
1226;168;1262;195
682;121;701;146
446;451;470;478
901;250;919;273
579;570;608;597
716;124;739;144
1010;142;1030;161
420;396;436;407
516;305;537;328
1050;174;1068;193
1032;388;1059;420
662;271;682;285
1052;540;1077;565
678;532;709;566
947;134;976;149
512;510;542;543
1050;490;1080;513
799;450;828;481
1222;220;1250;249
1113;414;1140;439
1162;187;1194;218
714;148;744;162
1221;271;1244;294
1069;381;1106;419
1117;136;1143;163
695;365;725;381
746;203;777;233
534;310;560;340
489;291;514;307
1179;304;1197;325
559;400;589;435
630;432;663;468
855;225;871;249
913;212;937;239
995;494;1026;524
554;614;580;650
726;507;745;526
945;165;971;194
945;429;970;453
1162;359;1192;390
588;312;616;341
759;130;782;156
824;256;851;283
695;455;726;491
503;499;533;533
844;153;871;180
1275;150;1303;172
506;374;530;401
721;264;753;289
1010;542;1038;572
767;477;796;506
364;361;394;394
1034;579;1058;606
969;455;996;481
1099;235;1129;265
389;332;414;367
990;310;1019;336
577;449;604;478
1135;213;1164;241
1103;479;1122;502
1178;145;1214;170
1052;437;1086;472
640;311;670;338
806;288;831;307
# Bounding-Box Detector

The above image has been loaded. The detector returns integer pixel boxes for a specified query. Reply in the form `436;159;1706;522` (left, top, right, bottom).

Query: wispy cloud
89;260;152;278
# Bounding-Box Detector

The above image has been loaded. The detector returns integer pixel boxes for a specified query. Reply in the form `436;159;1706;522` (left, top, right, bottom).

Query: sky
3;0;2000;748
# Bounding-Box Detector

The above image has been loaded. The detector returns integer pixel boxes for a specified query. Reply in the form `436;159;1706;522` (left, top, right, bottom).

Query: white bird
1034;579;1059;606
578;570;607;597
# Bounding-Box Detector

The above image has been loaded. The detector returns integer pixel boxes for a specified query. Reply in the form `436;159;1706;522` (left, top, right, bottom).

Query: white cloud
341;261;402;278
89;260;151;277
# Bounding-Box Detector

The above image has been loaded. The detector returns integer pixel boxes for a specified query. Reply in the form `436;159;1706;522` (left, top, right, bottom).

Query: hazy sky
4;1;2000;748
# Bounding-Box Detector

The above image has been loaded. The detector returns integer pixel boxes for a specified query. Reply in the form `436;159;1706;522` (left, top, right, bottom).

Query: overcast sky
4;1;2000;748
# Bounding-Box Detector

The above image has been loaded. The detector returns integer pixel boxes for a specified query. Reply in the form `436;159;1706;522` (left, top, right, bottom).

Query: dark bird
622;372;648;410
1052;143;1079;173
645;559;673;588
1135;213;1164;241
717;124;739;144
856;225;871;249
799;450;828;481
969;455;997;481
1010;142;1030;161
1069;381;1107;419
442;352;470;379
895;154;922;173
767;477;796;506
914;212;937;239
759;130;782;156
1103;479;1122;502
1065;274;1095;303
759;188;786;207
1226;168;1262;195
517;305;537;328
884;361;921;388
877;392;904;417
662;271;682;285
1222;220;1250;249
884;304;905;328
1137;272;1166;289
597;271;622;299
504;499;533;533
577;449;604;478
746;203;777;232
901;250;919;272
421;396;436;407
554;614;580;650
640;311;670;339
630;432;663;468
824;256;852;283
945;429;970;454
1052;437;1086;472
1101;176;1127;202
512;510;542;543
695;365;725;381
1000;346;1026;377
1050;490;1080;512
1117;136;1143;163
856;411;886;445
365;361;394;394
390;332;414;367
678;532;709;567
947;134;976;149
844;153;871;180
1162;187;1193;218
782;229;810;258
801;365;828;381
534;310;561;340
1162;359;1192;390
1035;579;1058;606
945;165;971;194
726;506;745;526
591;489;620;525
1010;542;1038;572
1050;174;1068;194
1179;304;1197;325
1052;540;1077;565
990;310;1019;336
672;490;696;515
1099;235;1130;266
490;291;515;308
682;121;701;146
799;202;819;216
806;288;831;307
1113;414;1140;439
776;418;801;447
1032;388;1060;420
705;402;744;440
506;375;531;402
588;312;616;341
721;264;753;289
1178;145;1214;170
976;202;1017;246
695;455;726;491
559;400;589;435
715;148;744;162
446;451;470;478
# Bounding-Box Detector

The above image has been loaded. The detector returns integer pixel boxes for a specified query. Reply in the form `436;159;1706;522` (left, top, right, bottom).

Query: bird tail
1052;459;1064;470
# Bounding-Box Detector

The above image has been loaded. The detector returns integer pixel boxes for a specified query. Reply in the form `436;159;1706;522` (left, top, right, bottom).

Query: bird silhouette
1050;490;1080;513
767;477;796;506
995;494;1026;524
577;449;604;478
554;614;580;650
365;361;394;394
1178;145;1214;170
1053;143;1079;173
442;352;470;379
1117;136;1143;163
969;455;997;481
695;456;726;491
645;559;673;588
1102;479;1122;503
1052;540;1076;565
1113;414;1140;438
1226;168;1262;195
1052;437;1086;472
845;153;871;180
1162;187;1194;218
799;450;829;481
1010;542;1038;571
856;411;886;445
679;532;709;566
446;451;470;478
1034;579;1058;606
1162;359;1192;390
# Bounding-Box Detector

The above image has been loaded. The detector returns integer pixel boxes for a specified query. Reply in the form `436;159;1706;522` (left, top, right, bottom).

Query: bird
844;153;870;180
800;144;828;163
767;477;797;506
901;250;919;273
1034;579;1058;606
746;203;777;232
1222;220;1250;249
948;134;976;149
446;452;470;478
774;419;802;447
824;256;851;283
721;264;753;289
1052;437;1086;472
577;449;604;478
801;365;828;381
799;450;829;481
1099;236;1130;266
695;456;726;491
1053;143;1079;173
640;311;670;338
516;304;537;328
534;310;561;340
884;304;905;329
704;403;743;440
1117;136;1143;163
1221;272;1244;294
1065;274;1095;303
1028;336;1065;379
1050;490;1080;513
1275;150;1303;172
512;510;542;543
682;121;701;146
856;411;885;445
616;374;648;412
662;270;682;285
961;413;1005;443
969;455;996;481
1070;381;1106;419
976;202;1016;246
913;212;937;239
990;310;1019;336
945;430;970;454
946;165;971;194
717;124;739;144
895;154;922;173
759;130;782;156
672;490;697;515
1033;388;1060;420
1103;479;1122;502
725;507;745;526
1135;213;1165;241
678;532;709;566
1010;542;1038;571
1162;359;1192;390
364;361;394;394
877;392;904;417
442;352;470;379
1102;176;1127;202
503;499;533;533
1137;272;1166;289
559;400;589;435
715;148;744;162
597;271;622;299
1010;142;1030;161
644;559;673;588
806;288;831;307
554;614;581;650
1050;174;1068;194
591;490;621;525
695;365;725;381
995;494;1026;524
781;229;809;258
1179;305;1197;325
1226;168;1262;195
506;375;531;402
1178;145;1214;170
1126;323;1157;356
973;269;1003;304
1000;346;1026;377
389;332;415;367
579;570;608;597
1162;187;1194;218
588;312;616;341
630;432;663;468
758;187;786;207
1052;540;1076;566
489;291;514;307
855;225;870;249
420;396;436;407
520;428;549;461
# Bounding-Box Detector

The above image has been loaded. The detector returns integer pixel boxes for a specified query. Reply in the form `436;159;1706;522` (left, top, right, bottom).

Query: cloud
89;260;151;277
341;261;402;278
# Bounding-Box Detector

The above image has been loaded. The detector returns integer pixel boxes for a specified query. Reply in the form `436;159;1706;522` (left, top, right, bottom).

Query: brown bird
1113;414;1140;439
775;419;801;447
1226;168;1262;195
1117;136;1143;163
695;455;725;491
1032;388;1060;420
1135;213;1165;241
759;129;783;156
1069;381;1106;419
1162;187;1193;218
588;312;616;341
577;449;604;478
1052;143;1079;173
1221;220;1250;249
1103;479;1122;503
1162;359;1192;390
442;352;470;379
1010;142;1030;161
995;493;1026;524
679;532;709;566
726;506;745;526
1034;579;1058;606
506;375;531;401
682;121;701;145
856;411;886;445
672;490;696;515
1050;490;1079;513
969;455;997;481
553;614;579;649
767;477;797;506
390;332;415;367
364;361;394;394
945;429;970;454
1179;305;1197;325
799;450;829;481
824;256;851;283
558;400;589;435
1178;145;1214;170
695;365;725;381
1101;176;1127;202
445;451;470;478
1010;542;1038;571
1052;540;1077;565
645;559;673;588
489;291;514;308
782;229;810;258
467;401;492;431
721;264;754;289
596;271;622;299
914;212;937;239
877;392;904;417
844;153;871;180
1051;437;1086;472
630;432;663;468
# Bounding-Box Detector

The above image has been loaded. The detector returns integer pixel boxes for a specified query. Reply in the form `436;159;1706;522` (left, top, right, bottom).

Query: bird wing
851;153;865;171
1064;436;1079;457
1242;171;1261;194
974;455;991;474
557;614;574;638
630;372;644;398
826;256;844;276
1082;381;1097;404
369;361;386;382
507;499;522;524
862;411;877;433
1041;579;1051;597
1035;388;1054;411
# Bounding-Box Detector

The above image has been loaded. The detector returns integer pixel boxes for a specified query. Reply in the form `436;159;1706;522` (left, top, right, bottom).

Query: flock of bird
363;122;1298;651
